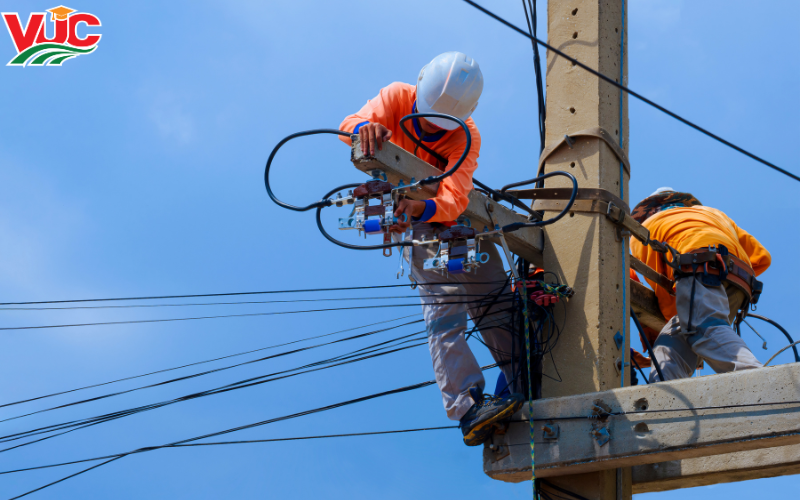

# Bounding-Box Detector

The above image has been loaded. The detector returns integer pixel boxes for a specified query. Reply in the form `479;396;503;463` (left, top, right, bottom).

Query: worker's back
631;205;771;319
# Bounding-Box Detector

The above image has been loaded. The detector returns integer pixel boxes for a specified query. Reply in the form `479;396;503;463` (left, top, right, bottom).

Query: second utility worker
630;188;771;382
339;52;522;446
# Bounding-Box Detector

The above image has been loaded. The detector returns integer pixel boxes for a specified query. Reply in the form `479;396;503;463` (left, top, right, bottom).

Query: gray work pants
405;223;515;421
649;276;762;383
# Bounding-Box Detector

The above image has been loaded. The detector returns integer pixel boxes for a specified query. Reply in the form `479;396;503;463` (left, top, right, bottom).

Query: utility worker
339;52;523;446
630;188;771;383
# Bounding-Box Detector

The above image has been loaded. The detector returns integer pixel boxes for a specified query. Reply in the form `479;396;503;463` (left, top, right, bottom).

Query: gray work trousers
649;276;762;383
405;223;515;421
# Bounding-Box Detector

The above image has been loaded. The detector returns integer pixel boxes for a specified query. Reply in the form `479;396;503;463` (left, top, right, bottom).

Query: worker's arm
420;123;481;224
339;82;406;151
736;225;772;276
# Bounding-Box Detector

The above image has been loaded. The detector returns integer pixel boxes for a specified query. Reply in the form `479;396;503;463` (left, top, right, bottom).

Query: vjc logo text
2;5;101;67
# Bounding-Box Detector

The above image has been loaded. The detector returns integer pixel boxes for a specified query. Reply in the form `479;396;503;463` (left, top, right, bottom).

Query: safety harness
506;187;765;326
665;244;763;305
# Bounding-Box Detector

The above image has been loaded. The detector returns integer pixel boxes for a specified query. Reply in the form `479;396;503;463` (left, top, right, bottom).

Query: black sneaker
459;388;524;446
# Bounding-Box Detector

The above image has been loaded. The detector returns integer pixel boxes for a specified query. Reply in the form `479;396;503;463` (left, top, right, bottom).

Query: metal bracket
543;422;560;440
484;199;519;281
488;442;510;462
591;426;611;447
614;331;623;350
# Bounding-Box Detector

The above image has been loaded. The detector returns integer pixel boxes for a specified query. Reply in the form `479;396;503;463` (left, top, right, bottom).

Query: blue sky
0;0;798;498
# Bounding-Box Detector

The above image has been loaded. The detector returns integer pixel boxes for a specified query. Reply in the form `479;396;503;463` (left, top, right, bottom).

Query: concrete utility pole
538;1;630;498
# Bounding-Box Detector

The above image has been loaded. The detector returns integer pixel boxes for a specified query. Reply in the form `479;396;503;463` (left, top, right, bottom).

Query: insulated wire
0;293;493;311
0;311;511;449
1;427;459;475
0;321;430;423
461;0;798;182
0;297;511;331
0;311;514;450
521;0;545;154
0;281;509;306
765;341;800;367
0;314;421;409
6;363;502;498
748;313;799;363
0;341;430;452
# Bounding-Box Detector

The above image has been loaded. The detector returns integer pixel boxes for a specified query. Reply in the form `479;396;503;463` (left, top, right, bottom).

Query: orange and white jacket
340;82;480;224
630;206;771;320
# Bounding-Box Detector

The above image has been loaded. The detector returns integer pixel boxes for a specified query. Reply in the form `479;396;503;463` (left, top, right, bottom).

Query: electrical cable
313;112;473;252
0;427;459;476
263;129;352;211
316;183;413;252
521;0;546;155
12;389;798;497
748;313;799;363
394;114;540;219
0;311;514;450
0;294;488;311
765;341;800;367
0;314;421;409
461;0;799;183
0;298;509;331
630;355;648;385
499;171;578;232
5;363;501;498
397;113;471;185
0;341;430;452
0;321;431;423
630;311;665;382
0;282;508;307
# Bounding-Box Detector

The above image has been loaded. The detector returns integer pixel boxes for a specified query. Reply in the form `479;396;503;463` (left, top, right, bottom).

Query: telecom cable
0;298;509;331
748;313;799;363
461;0;799;183
0;314;421;409
0;311;514;450
0;282;508;307
5;363;501;498
499;171;578;232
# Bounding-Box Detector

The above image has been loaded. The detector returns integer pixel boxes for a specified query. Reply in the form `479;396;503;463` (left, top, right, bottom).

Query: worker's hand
389;199;426;233
359;123;392;156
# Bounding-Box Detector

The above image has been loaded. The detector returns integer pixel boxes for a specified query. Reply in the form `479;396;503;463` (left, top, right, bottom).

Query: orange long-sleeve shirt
630;206;771;320
339;82;480;224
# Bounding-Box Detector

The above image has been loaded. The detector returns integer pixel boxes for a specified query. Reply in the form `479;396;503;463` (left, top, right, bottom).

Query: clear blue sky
1;1;798;498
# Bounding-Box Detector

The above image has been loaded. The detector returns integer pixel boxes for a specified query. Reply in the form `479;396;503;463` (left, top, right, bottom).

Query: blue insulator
363;219;383;234
447;258;466;274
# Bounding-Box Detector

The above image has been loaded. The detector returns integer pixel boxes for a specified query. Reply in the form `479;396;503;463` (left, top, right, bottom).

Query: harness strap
673;247;763;305
536;127;631;177
505;187;651;246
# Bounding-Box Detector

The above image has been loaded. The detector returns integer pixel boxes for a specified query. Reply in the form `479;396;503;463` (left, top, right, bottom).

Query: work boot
459;387;524;446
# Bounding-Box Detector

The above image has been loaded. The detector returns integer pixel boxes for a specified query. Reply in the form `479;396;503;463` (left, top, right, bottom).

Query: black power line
1;426;458;476
4;363;501;498
0;314;422;409
461;0;798;183
0;281;509;307
0;312;513;451
0;297;512;331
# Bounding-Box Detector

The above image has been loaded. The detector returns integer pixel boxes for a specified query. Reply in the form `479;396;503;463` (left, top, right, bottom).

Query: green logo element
8;43;96;67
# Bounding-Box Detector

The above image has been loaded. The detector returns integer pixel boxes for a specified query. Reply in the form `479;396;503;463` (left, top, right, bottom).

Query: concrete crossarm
349;137;544;267
630;280;666;332
484;362;800;482
632;443;800;493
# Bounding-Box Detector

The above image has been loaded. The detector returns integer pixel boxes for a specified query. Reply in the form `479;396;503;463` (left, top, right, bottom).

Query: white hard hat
650;187;675;197
416;51;484;130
